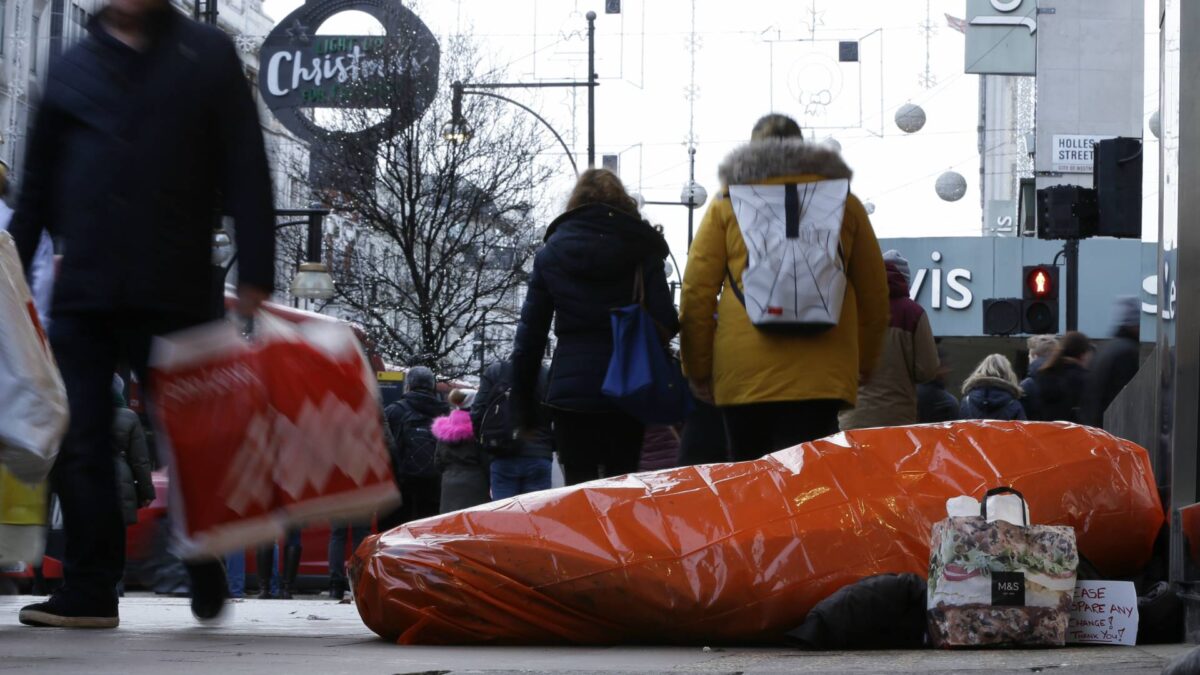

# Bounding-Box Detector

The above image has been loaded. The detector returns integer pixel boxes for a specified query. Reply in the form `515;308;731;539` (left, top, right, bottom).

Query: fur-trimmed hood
718;138;853;186
962;375;1022;399
432;409;475;443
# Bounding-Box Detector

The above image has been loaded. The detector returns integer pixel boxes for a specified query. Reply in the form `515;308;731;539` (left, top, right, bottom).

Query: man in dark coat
10;0;274;628
473;359;555;499
1082;297;1144;429
382;367;449;529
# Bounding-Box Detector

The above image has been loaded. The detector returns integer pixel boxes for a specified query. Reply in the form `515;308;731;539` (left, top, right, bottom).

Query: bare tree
292;35;560;378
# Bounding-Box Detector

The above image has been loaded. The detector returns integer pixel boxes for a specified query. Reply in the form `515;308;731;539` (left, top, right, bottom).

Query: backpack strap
725;266;746;307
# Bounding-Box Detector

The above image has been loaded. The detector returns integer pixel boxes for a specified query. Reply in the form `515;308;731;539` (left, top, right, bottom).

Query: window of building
31;14;39;73
0;0;8;57
69;4;88;46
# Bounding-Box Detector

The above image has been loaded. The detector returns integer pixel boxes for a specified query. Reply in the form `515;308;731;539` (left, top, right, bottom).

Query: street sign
965;0;1037;75
1051;135;1117;174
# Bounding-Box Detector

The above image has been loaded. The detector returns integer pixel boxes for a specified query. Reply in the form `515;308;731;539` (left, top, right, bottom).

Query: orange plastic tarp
350;422;1164;645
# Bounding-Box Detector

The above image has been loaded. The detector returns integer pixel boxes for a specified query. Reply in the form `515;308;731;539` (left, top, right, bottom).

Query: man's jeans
328;521;369;587
490;456;552;500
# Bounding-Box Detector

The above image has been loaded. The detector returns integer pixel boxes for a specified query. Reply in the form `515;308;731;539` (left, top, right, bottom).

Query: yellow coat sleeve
679;199;729;382
845;196;889;376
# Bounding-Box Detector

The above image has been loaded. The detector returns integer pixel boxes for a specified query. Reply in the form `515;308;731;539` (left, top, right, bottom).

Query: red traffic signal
1025;266;1056;300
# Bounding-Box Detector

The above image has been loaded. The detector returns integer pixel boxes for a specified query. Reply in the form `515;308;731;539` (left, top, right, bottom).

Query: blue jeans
328;521;369;586
490;457;552;500
225;551;245;598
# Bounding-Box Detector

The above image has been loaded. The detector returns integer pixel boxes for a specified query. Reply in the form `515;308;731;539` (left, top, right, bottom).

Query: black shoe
330;578;346;601
185;560;229;622
279;545;301;600
19;591;118;629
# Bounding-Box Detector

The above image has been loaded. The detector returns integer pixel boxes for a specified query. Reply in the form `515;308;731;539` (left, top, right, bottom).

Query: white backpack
726;179;850;332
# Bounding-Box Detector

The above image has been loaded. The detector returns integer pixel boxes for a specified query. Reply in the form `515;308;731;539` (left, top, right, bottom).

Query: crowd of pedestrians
0;82;1148;630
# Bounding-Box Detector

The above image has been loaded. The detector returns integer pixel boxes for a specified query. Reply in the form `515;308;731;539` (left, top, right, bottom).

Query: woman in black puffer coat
511;169;679;486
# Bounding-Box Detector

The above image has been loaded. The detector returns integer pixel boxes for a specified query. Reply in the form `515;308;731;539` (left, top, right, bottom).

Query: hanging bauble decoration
935;171;968;202
895;103;927;134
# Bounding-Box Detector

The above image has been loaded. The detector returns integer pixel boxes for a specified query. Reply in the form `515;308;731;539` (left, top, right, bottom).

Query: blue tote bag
601;266;693;425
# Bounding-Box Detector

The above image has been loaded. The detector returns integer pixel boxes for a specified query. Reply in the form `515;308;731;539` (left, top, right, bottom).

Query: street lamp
442;11;598;173
212;203;335;303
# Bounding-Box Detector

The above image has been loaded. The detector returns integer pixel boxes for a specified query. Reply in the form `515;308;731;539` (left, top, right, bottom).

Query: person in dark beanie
382;367;449;529
1081;297;1144;429
10;0;275;629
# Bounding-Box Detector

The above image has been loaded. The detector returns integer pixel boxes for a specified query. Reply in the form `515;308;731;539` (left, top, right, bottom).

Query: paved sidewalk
0;595;1193;674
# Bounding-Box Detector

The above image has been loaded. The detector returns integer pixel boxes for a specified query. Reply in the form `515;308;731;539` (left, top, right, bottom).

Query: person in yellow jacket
679;114;889;461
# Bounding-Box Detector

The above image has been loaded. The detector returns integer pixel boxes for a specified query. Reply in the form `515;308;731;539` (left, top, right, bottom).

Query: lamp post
212;204;335;313
443;11;599;171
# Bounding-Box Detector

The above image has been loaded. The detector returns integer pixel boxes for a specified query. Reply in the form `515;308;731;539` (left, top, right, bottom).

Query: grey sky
261;0;1162;260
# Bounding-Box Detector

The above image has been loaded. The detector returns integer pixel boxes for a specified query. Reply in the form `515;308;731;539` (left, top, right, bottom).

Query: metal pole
687;147;697;251
306;206;325;264
1065;239;1079;331
586;11;597;169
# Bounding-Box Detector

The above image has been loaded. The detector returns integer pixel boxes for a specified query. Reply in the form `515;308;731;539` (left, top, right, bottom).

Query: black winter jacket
960;377;1026;422
1031;362;1088;423
113;407;155;526
10;8;275;316
1081;335;1142;428
917;381;959;423
511;204;679;417
472;360;554;459
384;391;449;479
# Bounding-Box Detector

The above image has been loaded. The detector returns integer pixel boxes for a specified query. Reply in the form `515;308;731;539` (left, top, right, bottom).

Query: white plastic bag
0;231;66;485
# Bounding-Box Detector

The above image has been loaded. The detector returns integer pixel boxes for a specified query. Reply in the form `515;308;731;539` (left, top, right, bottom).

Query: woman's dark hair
565;168;639;215
751;114;803;141
1041;331;1091;372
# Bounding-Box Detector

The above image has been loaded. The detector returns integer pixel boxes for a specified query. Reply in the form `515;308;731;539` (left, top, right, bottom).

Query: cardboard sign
1067;581;1138;645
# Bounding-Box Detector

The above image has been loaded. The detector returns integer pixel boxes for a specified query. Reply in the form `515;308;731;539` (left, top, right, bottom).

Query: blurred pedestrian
382;367;448;528
433;408;490;513
959;354;1027;421
639;426;681;472
111;376;154;528
327;520;368;601
0;160;54;328
255;531;301;600
511;169;679;485
1031;331;1092;423
1019;334;1059;421
840;253;939;430
680;114;889;460
1081;297;1143;428
473;359;554;500
917;343;958;423
10;0;274;628
676;400;731;466
447;388;475;410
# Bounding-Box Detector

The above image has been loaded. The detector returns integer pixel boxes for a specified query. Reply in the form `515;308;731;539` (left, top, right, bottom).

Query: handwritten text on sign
1067;580;1138;646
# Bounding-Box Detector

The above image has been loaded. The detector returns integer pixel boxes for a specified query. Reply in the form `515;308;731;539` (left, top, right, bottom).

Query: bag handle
980;486;1028;526
632;264;646;307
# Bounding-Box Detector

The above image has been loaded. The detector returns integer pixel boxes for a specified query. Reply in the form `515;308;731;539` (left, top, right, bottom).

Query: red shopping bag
257;317;399;524
150;320;281;557
151;314;399;558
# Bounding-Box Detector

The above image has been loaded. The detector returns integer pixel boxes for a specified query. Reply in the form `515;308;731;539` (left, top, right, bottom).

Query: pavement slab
0;596;1194;674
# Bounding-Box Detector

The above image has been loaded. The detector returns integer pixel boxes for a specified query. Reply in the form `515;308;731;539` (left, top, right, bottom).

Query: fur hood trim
432;409;475;443
962;375;1022;399
718;138;853;186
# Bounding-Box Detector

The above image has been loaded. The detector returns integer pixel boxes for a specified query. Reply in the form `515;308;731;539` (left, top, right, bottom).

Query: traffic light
983;298;1023;336
1022;265;1059;334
